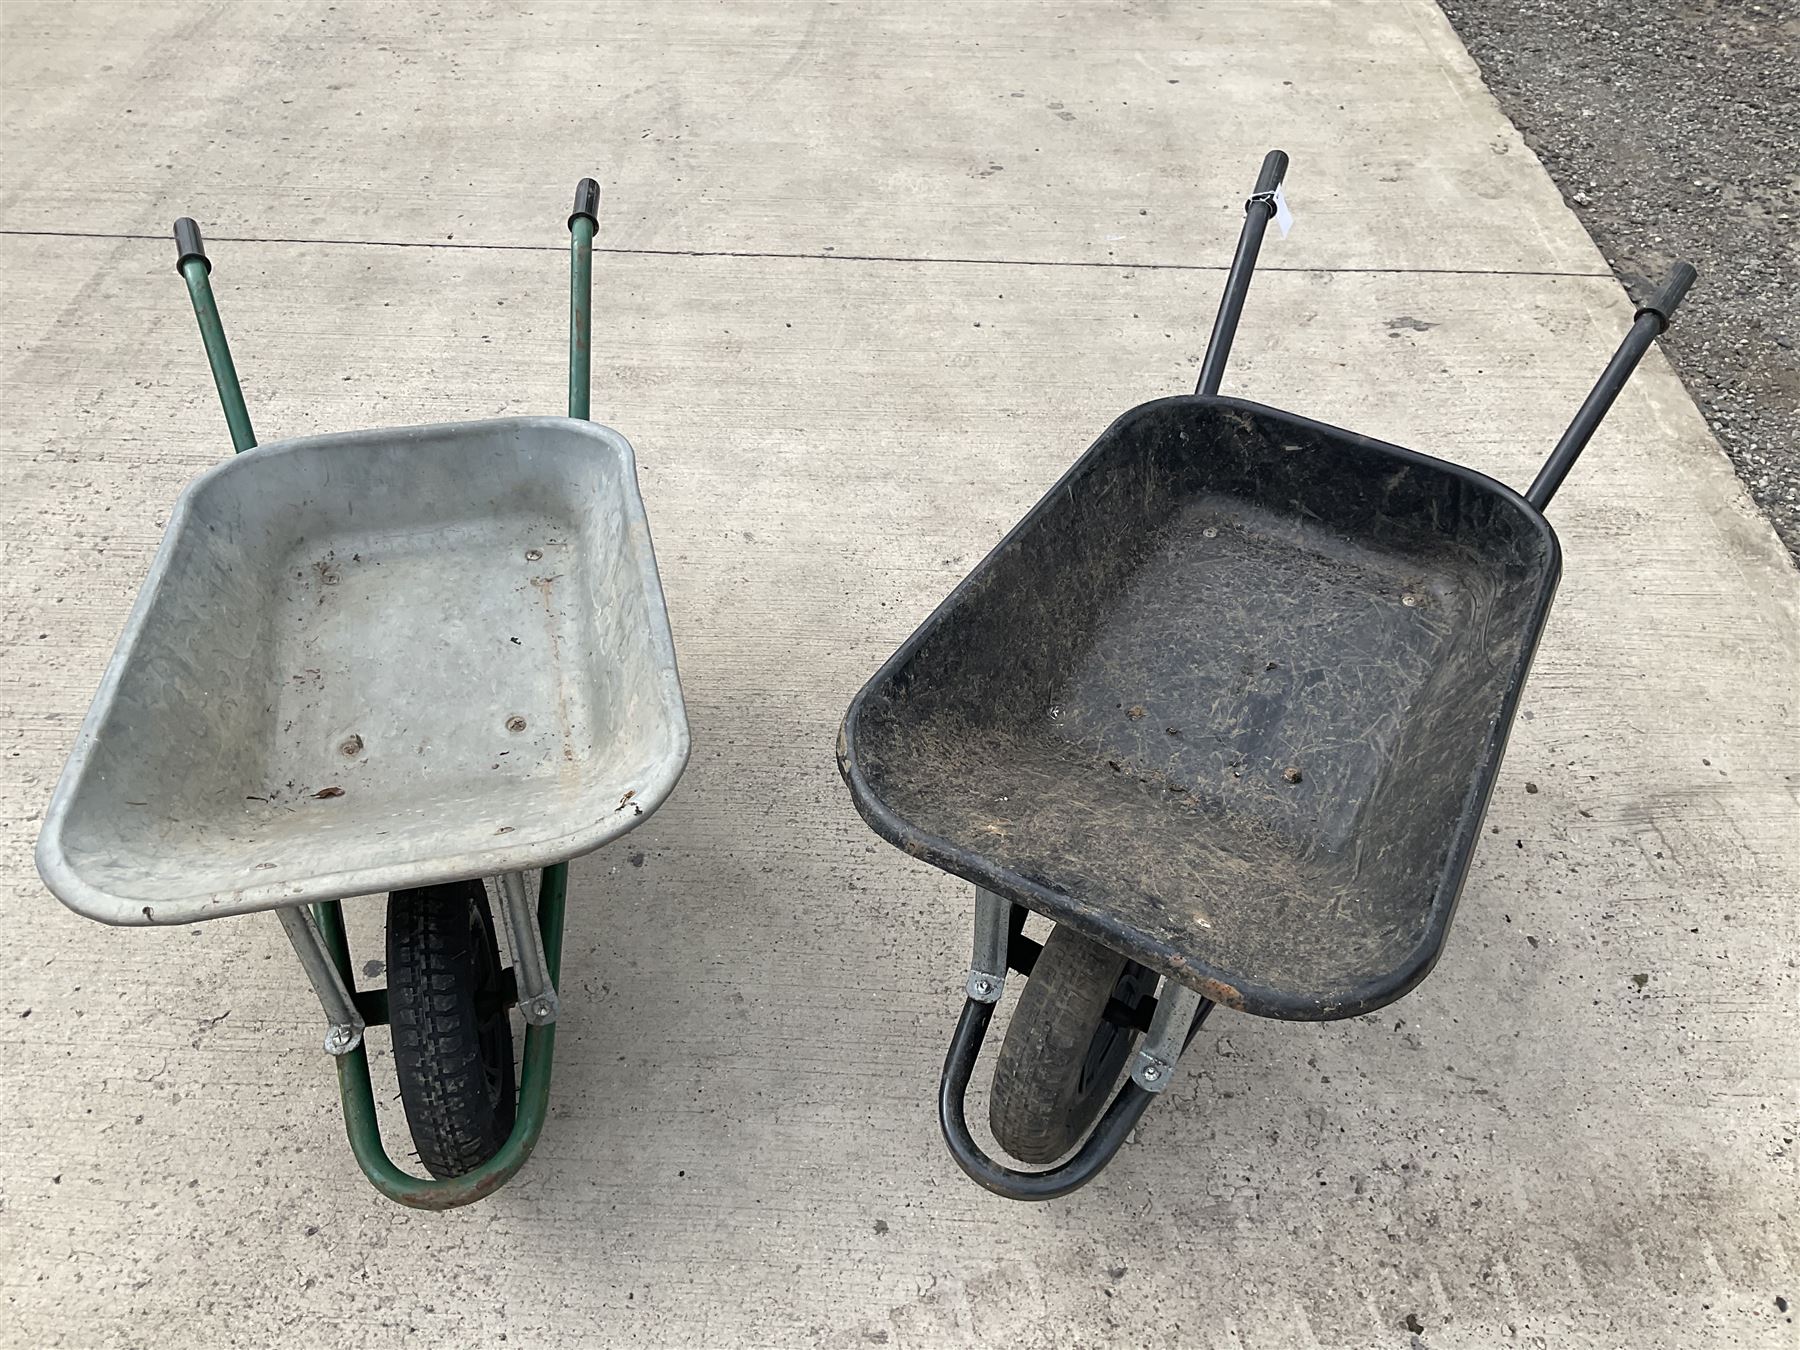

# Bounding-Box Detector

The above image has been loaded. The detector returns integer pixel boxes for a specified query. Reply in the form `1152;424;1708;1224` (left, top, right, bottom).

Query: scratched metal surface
35;418;689;925
845;400;1558;1017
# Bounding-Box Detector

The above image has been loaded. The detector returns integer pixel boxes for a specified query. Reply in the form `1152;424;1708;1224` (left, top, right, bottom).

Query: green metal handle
173;219;257;452
568;178;599;422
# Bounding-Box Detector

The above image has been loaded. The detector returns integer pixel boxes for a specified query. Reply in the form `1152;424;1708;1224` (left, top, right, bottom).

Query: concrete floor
1444;0;1800;562
2;3;1796;1347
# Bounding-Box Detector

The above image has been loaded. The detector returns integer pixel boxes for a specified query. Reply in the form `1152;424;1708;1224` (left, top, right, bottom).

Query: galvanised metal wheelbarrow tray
35;181;689;1208
838;152;1696;1201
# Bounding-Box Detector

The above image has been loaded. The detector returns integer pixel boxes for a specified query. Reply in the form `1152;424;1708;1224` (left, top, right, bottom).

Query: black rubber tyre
988;926;1155;1165
387;880;517;1179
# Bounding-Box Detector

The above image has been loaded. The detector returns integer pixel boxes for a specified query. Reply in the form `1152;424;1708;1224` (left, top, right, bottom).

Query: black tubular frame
939;992;1212;1201
937;894;1215;1202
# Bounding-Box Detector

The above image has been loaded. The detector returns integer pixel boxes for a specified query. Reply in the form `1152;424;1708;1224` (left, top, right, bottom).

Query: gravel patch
1441;0;1800;561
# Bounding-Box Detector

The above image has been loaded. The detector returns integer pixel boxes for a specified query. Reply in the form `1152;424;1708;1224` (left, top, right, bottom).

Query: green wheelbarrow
35;181;690;1208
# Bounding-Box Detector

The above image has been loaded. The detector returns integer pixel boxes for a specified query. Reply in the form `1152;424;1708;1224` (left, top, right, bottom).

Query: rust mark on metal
311;553;341;600
1162;954;1246;1011
1192;975;1245;1010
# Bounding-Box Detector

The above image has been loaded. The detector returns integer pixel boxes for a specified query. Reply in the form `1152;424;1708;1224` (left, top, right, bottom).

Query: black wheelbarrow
838;152;1695;1200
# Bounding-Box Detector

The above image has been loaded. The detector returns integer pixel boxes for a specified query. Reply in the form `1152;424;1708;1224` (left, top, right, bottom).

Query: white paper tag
1272;185;1294;239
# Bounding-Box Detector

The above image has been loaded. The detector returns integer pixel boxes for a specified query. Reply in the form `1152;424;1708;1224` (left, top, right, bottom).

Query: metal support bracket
497;871;560;1025
966;887;1014;1003
1131;980;1209;1093
276;904;366;1056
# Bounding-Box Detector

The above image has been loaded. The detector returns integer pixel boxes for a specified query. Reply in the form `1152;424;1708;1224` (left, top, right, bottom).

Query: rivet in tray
1202;527;1219;539
339;734;364;757
1402;593;1422;608
525;548;543;562
506;716;528;733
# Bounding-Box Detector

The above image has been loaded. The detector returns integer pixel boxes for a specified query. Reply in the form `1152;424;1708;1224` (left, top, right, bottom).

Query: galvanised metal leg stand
170;182;603;1208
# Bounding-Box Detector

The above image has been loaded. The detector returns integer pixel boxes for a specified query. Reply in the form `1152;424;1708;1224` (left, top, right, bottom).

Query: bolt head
533;998;553;1018
974;978;993;995
1142;1065;1162;1081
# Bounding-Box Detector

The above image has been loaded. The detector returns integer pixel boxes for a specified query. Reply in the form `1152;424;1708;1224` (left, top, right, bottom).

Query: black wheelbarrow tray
838;153;1696;1200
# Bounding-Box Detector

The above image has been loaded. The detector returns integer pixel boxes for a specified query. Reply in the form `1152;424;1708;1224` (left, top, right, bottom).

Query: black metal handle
173;217;209;274
569;178;600;233
1195;150;1289;397
1635;260;1696;332
1525;261;1699;510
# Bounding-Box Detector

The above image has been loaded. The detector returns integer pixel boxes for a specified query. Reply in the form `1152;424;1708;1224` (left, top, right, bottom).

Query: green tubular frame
317;873;566;1208
173;186;600;1208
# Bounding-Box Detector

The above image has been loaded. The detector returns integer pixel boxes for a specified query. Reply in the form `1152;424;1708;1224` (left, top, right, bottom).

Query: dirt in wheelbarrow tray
1441;0;1800;563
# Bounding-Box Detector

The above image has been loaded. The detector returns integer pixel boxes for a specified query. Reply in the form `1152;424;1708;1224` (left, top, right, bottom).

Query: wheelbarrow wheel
989;926;1156;1165
386;880;517;1179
